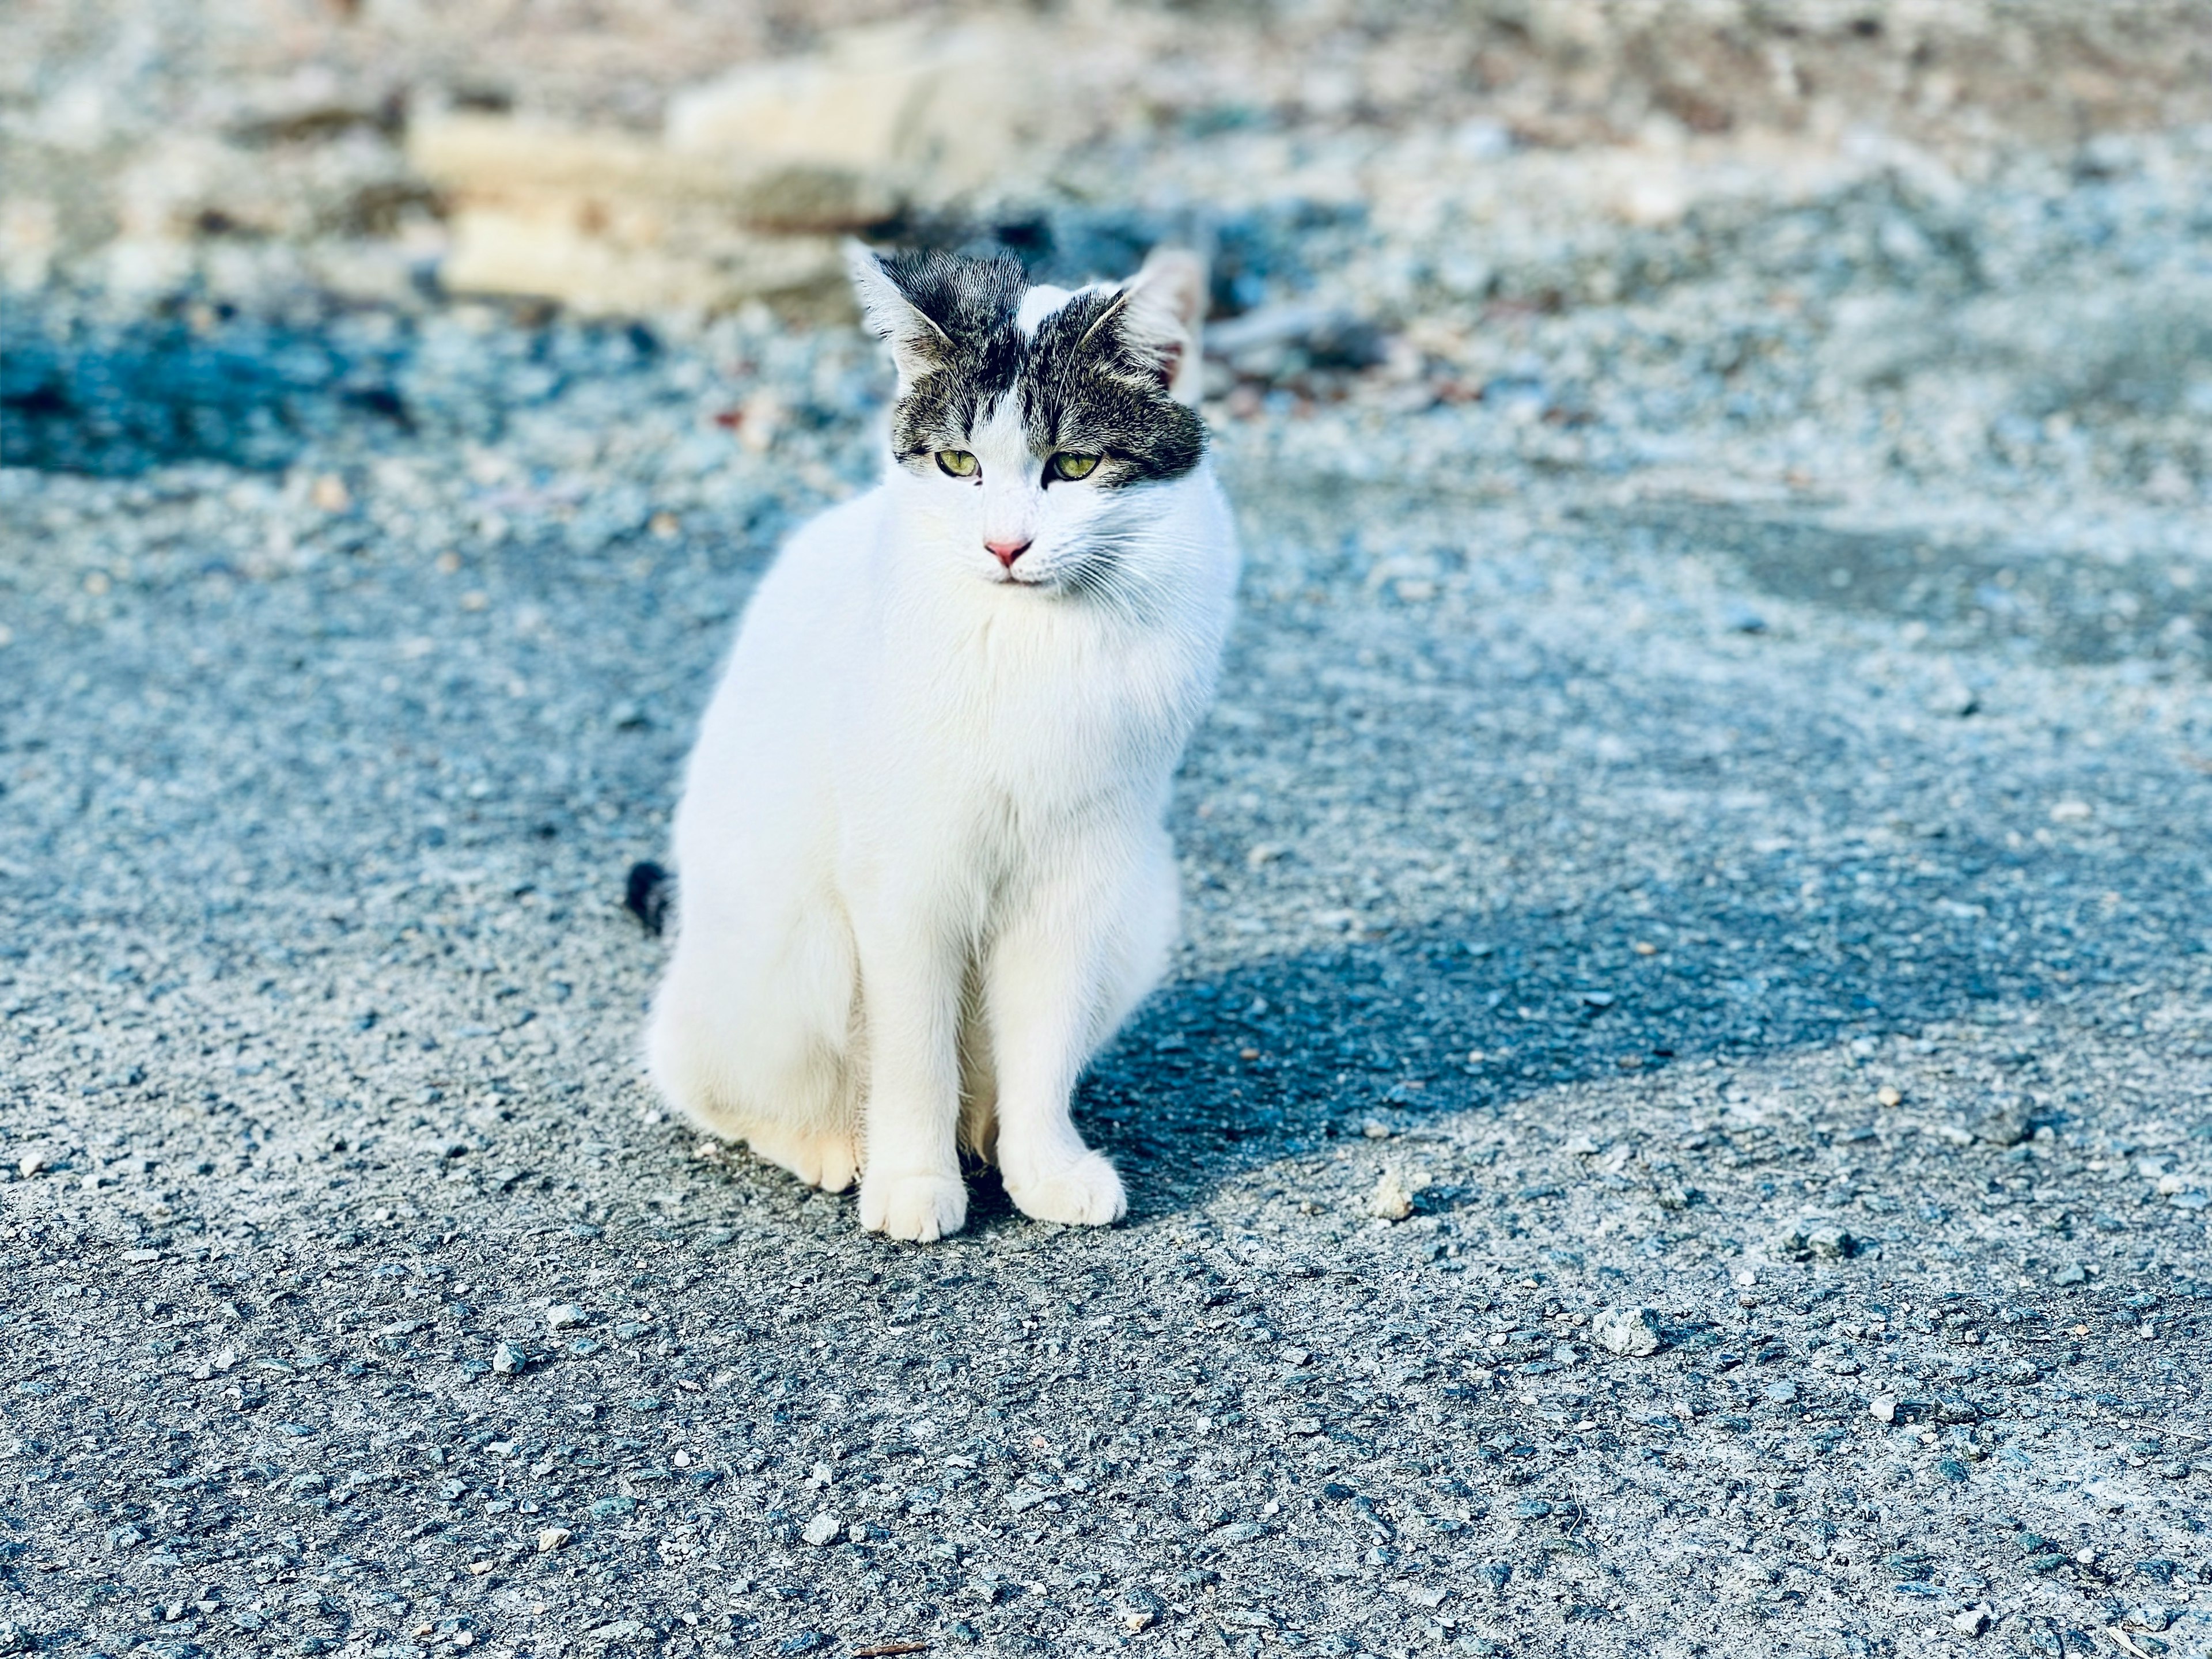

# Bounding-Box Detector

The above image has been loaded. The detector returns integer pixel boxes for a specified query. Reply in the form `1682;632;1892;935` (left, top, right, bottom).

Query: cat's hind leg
645;894;861;1192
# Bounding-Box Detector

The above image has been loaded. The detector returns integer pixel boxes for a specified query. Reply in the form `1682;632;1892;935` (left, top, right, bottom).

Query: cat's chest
883;612;1193;787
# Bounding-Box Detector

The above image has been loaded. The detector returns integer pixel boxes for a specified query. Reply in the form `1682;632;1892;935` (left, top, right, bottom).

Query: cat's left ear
1096;248;1209;407
845;240;952;389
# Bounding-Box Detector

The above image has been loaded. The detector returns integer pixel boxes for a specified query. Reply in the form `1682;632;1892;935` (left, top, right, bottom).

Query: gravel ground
5;126;2212;1659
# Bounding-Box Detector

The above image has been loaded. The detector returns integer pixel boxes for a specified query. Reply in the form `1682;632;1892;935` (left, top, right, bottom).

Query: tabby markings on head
874;249;1205;490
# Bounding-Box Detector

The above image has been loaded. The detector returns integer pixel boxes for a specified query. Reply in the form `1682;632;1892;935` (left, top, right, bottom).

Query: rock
1807;1224;1856;1259
536;1528;571;1553
1592;1306;1664;1357
1118;1587;1167;1632
411;113;892;232
545;1304;587;1331
410;111;873;316
1205;304;1389;379
1777;1223;1856;1260
439;203;846;318
1952;1604;1994;1636
665;17;1052;200
1870;1395;1897;1422
801;1512;843;1547
491;1341;526;1376
1370;1166;1426;1221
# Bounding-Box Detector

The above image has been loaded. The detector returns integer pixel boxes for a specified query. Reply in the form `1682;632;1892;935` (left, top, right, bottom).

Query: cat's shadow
1078;812;2164;1220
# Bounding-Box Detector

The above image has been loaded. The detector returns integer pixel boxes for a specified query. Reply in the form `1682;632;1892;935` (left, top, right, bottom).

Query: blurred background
5;0;2212;510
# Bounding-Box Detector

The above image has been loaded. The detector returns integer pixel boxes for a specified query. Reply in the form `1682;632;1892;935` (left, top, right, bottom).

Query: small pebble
1808;1224;1855;1259
1369;1166;1419;1221
545;1304;586;1331
1118;1586;1166;1631
1592;1306;1664;1357
801;1513;842;1547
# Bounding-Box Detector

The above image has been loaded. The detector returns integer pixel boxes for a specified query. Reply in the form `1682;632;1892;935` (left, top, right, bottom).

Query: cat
638;242;1238;1241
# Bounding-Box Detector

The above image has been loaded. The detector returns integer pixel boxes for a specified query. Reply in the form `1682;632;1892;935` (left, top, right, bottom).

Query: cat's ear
1088;248;1208;406
846;241;953;388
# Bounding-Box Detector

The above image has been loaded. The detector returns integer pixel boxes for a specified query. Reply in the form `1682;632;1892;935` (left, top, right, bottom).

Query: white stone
1592;1306;1664;1358
1370;1166;1425;1221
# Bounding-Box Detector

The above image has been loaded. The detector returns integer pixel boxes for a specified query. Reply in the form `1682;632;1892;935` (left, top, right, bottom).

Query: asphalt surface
5;180;2212;1658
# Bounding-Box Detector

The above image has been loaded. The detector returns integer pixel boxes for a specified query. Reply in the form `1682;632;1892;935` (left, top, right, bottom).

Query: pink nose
986;539;1031;569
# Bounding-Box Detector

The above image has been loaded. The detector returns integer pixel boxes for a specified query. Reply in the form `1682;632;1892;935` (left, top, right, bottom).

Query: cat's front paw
858;1169;969;1243
1005;1152;1127;1228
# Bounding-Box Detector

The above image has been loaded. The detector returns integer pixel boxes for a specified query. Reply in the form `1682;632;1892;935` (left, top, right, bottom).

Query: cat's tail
624;860;673;936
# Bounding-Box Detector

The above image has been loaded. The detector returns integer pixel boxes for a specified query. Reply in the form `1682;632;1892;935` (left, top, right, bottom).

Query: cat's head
847;242;1209;596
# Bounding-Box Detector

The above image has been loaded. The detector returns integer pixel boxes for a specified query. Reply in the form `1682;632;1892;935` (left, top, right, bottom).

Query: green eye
935;450;979;478
1048;452;1100;482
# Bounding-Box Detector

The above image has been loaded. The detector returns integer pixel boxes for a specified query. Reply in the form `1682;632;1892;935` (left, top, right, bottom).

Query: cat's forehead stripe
1014;285;1078;338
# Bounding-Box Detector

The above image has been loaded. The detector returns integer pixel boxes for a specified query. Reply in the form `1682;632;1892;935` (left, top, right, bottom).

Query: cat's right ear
846;241;953;389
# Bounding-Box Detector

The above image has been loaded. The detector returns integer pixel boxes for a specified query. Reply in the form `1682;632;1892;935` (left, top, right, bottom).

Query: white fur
1014;282;1080;335
645;262;1237;1241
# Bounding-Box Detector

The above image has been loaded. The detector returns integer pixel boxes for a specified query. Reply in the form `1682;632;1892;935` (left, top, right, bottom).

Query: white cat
641;243;1238;1241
